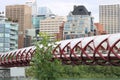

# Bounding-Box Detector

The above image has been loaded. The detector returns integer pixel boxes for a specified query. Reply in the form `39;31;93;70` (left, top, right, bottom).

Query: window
71;32;75;33
0;38;4;42
78;26;83;31
0;48;3;52
0;33;4;37
5;38;10;42
5;24;10;28
0;28;4;32
0;24;5;28
5;34;10;37
0;43;3;47
5;28;10;33
66;35;70;39
68;16;72;21
64;32;68;34
4;43;10;48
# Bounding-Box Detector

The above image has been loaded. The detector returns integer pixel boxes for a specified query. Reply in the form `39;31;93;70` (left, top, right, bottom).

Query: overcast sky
0;0;120;22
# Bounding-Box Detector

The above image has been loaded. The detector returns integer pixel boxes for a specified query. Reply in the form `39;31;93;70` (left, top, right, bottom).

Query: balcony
10;26;18;30
10;36;18;40
10;31;17;35
10;40;16;44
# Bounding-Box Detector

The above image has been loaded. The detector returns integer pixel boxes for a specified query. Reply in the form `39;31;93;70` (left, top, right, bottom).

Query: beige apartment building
6;5;32;48
40;15;66;40
99;4;120;34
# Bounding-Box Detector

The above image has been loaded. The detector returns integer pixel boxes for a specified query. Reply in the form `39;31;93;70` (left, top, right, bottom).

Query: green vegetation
26;32;63;80
26;32;120;79
7;18;12;21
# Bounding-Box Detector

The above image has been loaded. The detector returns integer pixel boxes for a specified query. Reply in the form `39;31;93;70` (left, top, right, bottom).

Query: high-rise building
40;15;66;40
38;7;52;17
64;5;94;39
26;0;37;16
32;15;46;37
99;4;120;34
0;16;18;52
32;15;46;29
6;5;32;48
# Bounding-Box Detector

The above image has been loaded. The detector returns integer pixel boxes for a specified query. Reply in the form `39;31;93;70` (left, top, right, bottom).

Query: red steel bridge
1;33;120;67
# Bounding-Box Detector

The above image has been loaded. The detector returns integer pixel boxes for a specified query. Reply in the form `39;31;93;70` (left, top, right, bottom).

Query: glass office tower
0;16;18;52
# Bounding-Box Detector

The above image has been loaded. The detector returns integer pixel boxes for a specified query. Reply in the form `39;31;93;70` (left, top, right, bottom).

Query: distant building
26;0;37;16
32;15;46;38
32;15;46;29
6;5;32;48
0;16;18;52
38;7;52;17
99;4;120;34
40;15;66;40
94;23;106;35
64;5;95;39
24;28;36;47
56;22;65;40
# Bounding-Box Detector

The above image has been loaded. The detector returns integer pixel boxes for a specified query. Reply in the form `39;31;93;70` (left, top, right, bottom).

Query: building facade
6;5;32;48
64;5;94;39
94;23;106;35
40;15;66;40
32;15;46;29
0;16;18;52
32;15;46;38
99;4;120;34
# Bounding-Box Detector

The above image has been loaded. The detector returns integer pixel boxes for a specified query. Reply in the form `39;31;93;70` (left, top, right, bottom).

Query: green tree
30;32;62;80
7;18;12;21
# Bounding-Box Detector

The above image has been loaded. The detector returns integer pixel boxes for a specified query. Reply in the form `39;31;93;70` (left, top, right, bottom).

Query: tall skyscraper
0;16;18;52
26;0;37;16
6;5;32;48
38;7;52;17
64;5;94;39
99;4;120;34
